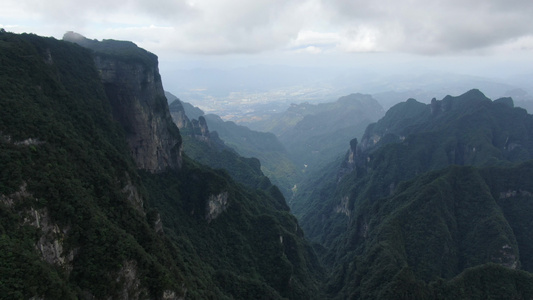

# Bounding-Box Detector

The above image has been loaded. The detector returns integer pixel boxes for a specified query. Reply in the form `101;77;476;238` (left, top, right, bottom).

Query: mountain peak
463;88;487;98
63;31;87;42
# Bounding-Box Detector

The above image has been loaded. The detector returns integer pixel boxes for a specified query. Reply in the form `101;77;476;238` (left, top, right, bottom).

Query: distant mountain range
166;92;300;198
4;30;533;299
163;66;533;125
170;92;386;198
263;93;385;172
292;89;533;298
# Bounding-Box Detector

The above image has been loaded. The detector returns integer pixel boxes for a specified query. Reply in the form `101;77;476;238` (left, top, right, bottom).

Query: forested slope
0;31;323;299
292;89;533;299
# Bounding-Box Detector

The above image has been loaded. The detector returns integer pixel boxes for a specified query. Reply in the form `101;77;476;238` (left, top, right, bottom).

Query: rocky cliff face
168;99;191;130
65;32;182;173
94;56;181;172
2;31;322;299
169;99;228;151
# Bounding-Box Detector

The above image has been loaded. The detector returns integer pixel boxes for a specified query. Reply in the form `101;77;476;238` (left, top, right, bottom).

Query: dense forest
0;31;322;299
290;90;533;298
2;30;533;299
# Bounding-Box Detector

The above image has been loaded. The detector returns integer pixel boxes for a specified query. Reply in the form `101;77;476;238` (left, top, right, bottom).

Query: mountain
63;31;182;172
169;99;282;193
168;98;300;198
202;114;301;198
331;162;533;299
247;93;385;173
5;29;533;299
165;91;204;120
503;88;533;114
0;31;323;299
291;89;533;298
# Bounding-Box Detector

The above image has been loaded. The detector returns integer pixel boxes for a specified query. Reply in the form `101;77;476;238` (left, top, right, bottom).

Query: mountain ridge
291;89;533;298
0;31;323;299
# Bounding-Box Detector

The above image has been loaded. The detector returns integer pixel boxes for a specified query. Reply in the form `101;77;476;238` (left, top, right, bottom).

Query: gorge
2;31;533;299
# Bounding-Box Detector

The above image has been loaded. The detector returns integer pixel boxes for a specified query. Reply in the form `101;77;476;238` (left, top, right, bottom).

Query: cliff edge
64;32;182;172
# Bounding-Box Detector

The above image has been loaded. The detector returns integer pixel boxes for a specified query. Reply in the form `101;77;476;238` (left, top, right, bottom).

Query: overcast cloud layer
2;0;533;57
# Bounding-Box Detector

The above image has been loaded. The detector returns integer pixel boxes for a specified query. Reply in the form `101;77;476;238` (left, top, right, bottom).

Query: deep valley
2;30;533;300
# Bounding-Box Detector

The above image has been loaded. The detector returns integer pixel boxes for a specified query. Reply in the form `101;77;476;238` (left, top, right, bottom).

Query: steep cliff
169;99;228;151
1;31;323;299
0;31;183;298
64;31;182;173
168;98;192;130
170;100;287;197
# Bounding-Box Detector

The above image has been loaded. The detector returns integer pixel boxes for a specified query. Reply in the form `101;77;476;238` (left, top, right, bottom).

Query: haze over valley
162;64;533;124
3;0;533;299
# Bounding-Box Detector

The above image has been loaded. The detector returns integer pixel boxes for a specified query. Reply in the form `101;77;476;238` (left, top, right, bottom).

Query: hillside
291;89;533;298
203;114;301;198
0;31;323;299
330;162;533;299
168;97;301;199
4;29;533;300
248;93;385;173
169;99;282;193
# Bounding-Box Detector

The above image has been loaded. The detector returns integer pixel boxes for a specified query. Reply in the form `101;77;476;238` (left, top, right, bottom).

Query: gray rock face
94;56;182;172
169;99;229;151
2;183;76;273
114;260;148;299
190;116;210;141
205;192;229;223
169;99;192;130
64;32;183;172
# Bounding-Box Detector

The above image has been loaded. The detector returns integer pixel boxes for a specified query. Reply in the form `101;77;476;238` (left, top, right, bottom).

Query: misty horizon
3;0;533;119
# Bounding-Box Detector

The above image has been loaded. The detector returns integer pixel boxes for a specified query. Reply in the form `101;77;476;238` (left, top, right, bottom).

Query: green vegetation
324;163;533;299
181;135;277;192
292;89;533;298
141;159;324;299
0;31;322;299
4;29;533;299
203;113;301;199
0;31;182;298
63;31;158;69
255;93;385;173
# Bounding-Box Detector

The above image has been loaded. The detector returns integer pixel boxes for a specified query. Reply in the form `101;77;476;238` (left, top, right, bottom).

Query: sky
2;0;533;96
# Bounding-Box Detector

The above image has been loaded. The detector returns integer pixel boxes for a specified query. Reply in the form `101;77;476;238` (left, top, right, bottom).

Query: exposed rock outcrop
205;192;229;223
191;116;210;141
122;178;144;213
28;207;76;273
169;99;229;151
338;138;361;181
493;244;519;269
334;196;351;217
94;56;181;172
1;183;76;273
114;260;148;300
64;32;182;173
168;99;191;130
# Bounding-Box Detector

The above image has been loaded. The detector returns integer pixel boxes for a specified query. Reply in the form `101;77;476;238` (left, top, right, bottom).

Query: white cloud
291;30;340;48
321;0;533;54
2;0;533;56
294;46;323;54
337;26;380;52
